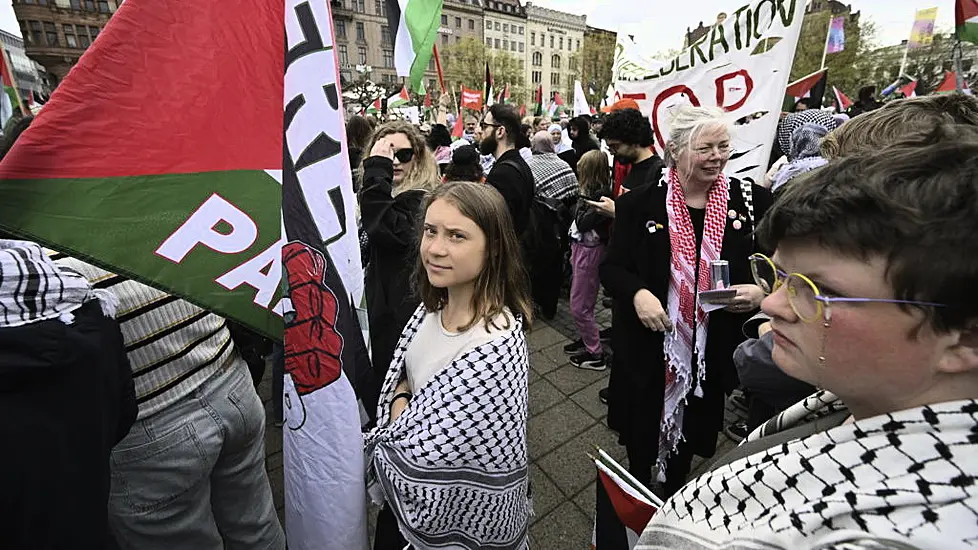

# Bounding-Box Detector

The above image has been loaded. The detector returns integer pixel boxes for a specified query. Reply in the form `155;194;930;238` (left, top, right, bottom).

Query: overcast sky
0;0;953;52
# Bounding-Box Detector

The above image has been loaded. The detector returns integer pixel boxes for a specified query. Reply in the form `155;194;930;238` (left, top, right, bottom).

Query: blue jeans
107;358;285;550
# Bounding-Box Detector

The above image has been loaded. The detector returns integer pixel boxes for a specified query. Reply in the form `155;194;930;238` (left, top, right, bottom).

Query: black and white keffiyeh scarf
0;240;116;328
364;306;531;549
637;390;978;549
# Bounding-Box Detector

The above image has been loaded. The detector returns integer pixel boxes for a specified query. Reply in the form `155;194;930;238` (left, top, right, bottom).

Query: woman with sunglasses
600;106;772;498
360;121;441;392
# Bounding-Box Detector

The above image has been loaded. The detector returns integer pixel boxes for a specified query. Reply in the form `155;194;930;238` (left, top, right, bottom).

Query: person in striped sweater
55;255;285;550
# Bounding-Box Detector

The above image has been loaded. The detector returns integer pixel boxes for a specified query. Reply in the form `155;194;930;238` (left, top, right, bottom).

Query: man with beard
481;104;535;236
587;109;666;220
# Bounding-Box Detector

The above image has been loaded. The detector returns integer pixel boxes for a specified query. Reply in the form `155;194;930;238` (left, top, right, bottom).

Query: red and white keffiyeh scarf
658;168;728;481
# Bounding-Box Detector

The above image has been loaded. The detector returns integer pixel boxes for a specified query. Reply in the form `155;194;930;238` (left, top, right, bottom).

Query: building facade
12;0;117;85
483;0;528;82
433;0;485;93
0;30;45;98
525;2;585;102
333;0;399;89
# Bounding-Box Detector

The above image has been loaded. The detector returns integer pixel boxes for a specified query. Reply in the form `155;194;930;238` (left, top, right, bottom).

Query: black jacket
0;300;136;550
486;149;535;235
600;177;772;466
621;154;666;193
573;190;612;244
360;156;426;383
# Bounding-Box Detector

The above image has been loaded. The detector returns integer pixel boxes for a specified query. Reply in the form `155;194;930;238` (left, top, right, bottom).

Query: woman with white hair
600;106;773;496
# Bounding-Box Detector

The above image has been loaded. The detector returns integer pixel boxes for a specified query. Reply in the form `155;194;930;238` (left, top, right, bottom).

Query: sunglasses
393;148;415;163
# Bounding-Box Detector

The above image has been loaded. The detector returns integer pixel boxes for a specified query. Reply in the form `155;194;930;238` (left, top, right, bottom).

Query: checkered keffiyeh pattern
527;153;578;200
638;391;978;549
658;168;728;481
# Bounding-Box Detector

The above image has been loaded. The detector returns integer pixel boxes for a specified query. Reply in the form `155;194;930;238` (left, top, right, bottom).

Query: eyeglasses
393;148;415;163
749;253;946;323
479;121;502;131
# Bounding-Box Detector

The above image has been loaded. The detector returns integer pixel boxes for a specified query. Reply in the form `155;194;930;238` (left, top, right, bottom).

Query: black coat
600;176;772;462
486;149;535;236
360;156;426;384
0;300;136;549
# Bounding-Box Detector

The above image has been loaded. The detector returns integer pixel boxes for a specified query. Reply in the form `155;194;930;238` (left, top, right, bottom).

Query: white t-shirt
405;308;514;392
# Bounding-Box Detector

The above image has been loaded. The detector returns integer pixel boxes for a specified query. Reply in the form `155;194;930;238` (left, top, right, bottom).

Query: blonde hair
414;181;533;332
576;150;611;198
359;121;440;195
664;105;731;175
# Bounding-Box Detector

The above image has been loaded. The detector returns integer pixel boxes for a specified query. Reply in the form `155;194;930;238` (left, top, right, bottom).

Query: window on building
576;39;580;50
381;25;391;45
510;41;515;51
503;23;508;32
494;38;500;48
455;35;461;43
69;0;81;9
78;30;90;48
356;22;365;41
549;36;554;48
567;74;574;87
532;51;542;66
336;20;346;39
469;19;474;30
531;32;535;46
29;21;43;45
518;42;524;52
339;44;348;65
429;78;436;91
44;22;58;46
358;46;367;64
502;39;508;49
532;70;540;84
383;49;394;68
519;26;524;35
540;33;545;45
551;54;560;69
486;37;492;47
442;33;448;44
495;22;500;30
375;0;386;16
97;0;109;12
89;26;99;41
355;0;365;12
551;72;560;86
453;16;459;27
568;56;576;70
63;24;77;47
486;20;491;29
559;37;563;50
428;57;435;70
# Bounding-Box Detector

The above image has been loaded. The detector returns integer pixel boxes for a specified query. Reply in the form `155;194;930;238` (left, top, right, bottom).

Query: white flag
573;80;590;116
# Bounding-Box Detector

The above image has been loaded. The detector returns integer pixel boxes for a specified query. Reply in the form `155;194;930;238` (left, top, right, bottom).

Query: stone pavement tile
529;464;564;525
268;455;285;512
530;349;563;377
527;324;568;350
539;341;572;370
529;501;592;550
529;369;541;385
266;450;283;473
529;378;565;417
536;422;621;498
528;400;594;459
569;377;610;420
544;362;608;396
573;481;597;521
265;424;283;456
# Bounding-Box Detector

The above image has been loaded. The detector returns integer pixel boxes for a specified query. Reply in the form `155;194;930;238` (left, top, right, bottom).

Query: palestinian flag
385;0;443;92
365;97;382;114
786;68;827;109
935;71;969;93
553;91;565;106
0;49;23;128
387;86;410;109
497;83;510;105
900;80;918;98
485;61;494;107
451;111;464;138
0;1;372;547
592;448;662;549
959;0;978;45
833;86;853;112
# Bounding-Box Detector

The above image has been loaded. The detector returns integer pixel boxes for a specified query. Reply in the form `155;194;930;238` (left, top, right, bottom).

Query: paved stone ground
256;290;745;548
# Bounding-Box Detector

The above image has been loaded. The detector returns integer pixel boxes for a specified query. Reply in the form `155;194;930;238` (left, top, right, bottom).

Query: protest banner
612;0;807;186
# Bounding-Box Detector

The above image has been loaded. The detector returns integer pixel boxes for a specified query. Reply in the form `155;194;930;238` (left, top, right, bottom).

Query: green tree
441;36;527;107
789;11;877;104
575;31;617;108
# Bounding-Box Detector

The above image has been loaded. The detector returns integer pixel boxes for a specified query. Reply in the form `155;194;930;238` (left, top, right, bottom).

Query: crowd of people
2;84;977;550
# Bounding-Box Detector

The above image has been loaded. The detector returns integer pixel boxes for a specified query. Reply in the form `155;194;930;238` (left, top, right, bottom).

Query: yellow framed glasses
749;253;947;324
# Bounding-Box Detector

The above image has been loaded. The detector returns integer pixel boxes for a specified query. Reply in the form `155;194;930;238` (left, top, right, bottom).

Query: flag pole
432;43;446;94
954;40;965;92
820;15;832;70
1;49;29;116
